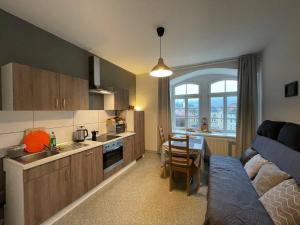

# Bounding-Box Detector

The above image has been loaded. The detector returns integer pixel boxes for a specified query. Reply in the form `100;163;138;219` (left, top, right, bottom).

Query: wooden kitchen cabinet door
32;68;60;110
73;77;89;110
123;137;131;165
114;89;129;110
59;74;74;110
71;147;103;201
134;111;145;159
12;63;34;110
24;164;71;225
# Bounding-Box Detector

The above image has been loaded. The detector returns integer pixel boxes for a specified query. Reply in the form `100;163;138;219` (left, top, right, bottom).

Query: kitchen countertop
4;132;135;170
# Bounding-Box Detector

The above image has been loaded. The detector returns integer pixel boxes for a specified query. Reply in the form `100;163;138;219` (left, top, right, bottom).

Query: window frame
209;80;237;133
172;83;201;130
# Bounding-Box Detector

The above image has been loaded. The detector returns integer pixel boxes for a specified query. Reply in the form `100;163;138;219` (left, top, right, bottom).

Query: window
210;80;237;132
173;84;200;129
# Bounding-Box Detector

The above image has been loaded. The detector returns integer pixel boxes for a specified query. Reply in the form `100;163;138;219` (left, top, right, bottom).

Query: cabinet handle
56;98;59;108
85;151;93;156
63;98;66;109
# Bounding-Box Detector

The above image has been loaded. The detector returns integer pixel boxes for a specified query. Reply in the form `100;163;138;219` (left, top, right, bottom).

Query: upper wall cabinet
1;63;89;110
104;89;129;110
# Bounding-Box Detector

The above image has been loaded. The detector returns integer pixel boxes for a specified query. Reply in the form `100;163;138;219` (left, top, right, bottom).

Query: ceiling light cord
159;37;162;58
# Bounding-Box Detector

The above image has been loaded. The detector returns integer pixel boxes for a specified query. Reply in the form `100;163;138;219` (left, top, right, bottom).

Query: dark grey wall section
0;8;136;108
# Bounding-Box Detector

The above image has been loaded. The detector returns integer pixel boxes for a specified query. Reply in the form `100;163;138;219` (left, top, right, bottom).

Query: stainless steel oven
103;139;123;173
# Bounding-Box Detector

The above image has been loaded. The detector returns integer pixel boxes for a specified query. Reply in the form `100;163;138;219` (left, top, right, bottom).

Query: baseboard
41;160;137;225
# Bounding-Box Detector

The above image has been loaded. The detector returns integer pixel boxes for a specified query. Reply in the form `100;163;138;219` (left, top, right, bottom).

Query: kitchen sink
59;142;89;151
14;150;60;164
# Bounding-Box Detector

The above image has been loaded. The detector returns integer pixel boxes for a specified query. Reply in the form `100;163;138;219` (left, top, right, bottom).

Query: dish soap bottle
50;132;56;149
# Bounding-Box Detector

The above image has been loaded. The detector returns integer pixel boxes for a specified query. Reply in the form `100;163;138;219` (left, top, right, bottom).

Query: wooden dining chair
168;135;193;196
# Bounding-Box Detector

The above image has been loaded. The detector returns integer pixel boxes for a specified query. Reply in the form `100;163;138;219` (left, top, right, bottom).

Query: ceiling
0;0;299;75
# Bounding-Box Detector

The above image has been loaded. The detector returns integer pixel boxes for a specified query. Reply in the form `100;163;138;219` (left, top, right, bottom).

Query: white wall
136;75;158;151
0;110;115;156
262;11;300;123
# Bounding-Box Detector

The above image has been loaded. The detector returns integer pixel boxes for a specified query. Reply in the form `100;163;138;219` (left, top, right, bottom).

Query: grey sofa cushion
278;122;300;151
257;120;286;140
241;147;258;165
204;156;274;225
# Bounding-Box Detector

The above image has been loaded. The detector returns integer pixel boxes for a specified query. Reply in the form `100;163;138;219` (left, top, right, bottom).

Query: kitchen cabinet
32;67;60;110
59;73;74;110
1;63;89;110
123;135;135;165
134;111;145;159
23;157;71;225
70;146;103;201
121;111;145;160
1;63;34;110
104;89;129;110
73;77;89;110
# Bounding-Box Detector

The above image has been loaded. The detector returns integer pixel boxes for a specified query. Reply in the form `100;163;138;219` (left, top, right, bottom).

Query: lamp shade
150;57;173;77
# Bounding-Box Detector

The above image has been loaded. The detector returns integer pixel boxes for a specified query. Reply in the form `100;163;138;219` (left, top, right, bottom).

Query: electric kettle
73;126;89;142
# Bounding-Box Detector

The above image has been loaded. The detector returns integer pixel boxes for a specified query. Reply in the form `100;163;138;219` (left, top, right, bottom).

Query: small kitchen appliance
73;126;89;142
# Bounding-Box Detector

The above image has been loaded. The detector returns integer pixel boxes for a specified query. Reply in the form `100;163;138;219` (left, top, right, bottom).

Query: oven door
103;146;123;173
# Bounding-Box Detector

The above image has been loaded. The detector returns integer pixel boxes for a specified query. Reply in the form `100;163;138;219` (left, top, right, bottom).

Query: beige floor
54;152;207;225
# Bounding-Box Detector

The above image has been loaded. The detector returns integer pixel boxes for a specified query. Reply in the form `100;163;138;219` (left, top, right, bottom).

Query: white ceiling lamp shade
150;27;173;77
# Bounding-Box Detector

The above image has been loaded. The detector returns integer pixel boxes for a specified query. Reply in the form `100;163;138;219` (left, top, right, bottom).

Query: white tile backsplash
74;110;99;125
98;122;107;134
34;111;74;128
98;110;115;123
0;110;119;150
0;132;24;148
0;111;33;134
46;126;74;144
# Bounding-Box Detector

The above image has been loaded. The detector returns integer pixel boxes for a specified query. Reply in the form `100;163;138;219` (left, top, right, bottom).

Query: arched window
210;80;237;132
173;83;200;129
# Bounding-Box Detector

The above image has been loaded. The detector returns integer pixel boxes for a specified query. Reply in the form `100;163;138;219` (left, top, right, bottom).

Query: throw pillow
259;179;300;225
252;162;290;196
244;154;268;179
240;147;258;165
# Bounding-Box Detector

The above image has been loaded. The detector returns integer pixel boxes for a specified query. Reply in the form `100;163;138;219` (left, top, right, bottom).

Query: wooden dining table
161;135;205;183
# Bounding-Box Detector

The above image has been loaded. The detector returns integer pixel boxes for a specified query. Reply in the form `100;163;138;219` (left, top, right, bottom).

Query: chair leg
187;169;190;196
169;167;172;192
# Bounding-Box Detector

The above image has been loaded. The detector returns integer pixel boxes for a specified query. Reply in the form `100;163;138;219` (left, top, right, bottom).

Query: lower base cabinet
70;146;103;201
123;135;135;165
21;141;137;225
23;157;71;225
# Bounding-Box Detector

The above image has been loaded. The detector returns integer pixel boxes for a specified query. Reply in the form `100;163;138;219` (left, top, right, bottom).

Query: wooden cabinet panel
123;135;135;165
71;147;103;201
32;68;59;110
134;111;145;159
12;64;34;110
2;63;90;110
73;78;89;110
59;74;74;110
24;159;71;225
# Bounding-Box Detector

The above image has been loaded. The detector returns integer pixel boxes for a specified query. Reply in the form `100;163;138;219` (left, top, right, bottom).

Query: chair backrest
168;135;190;165
159;127;166;144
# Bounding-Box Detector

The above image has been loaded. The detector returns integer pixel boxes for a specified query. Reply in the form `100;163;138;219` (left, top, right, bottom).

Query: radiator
204;136;238;157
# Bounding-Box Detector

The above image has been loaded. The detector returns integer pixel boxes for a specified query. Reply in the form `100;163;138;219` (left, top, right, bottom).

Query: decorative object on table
23;130;50;153
149;27;173;77
285;81;298;97
201;117;209;132
73;125;89;142
128;105;134;110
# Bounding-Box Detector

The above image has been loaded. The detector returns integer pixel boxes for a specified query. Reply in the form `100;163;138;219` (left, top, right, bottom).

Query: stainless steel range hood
89;56;114;94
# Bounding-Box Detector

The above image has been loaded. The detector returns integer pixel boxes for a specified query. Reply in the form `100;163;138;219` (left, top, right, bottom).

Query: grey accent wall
0;9;136;109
